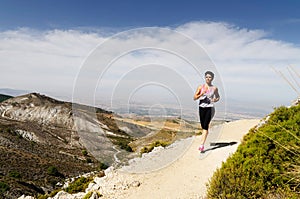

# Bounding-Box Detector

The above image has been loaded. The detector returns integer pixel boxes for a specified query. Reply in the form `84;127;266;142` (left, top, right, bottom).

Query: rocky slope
0;92;203;198
0;93;135;199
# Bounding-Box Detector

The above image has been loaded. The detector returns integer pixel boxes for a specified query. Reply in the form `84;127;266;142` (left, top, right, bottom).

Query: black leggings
199;107;215;130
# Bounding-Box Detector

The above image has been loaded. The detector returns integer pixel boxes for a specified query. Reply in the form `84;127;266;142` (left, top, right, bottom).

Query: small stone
25;196;34;199
131;181;141;187
94;176;106;185
86;182;100;192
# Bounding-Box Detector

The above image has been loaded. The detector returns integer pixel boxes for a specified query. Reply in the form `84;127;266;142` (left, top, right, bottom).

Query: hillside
207;103;300;198
0;93;203;198
0;93;135;198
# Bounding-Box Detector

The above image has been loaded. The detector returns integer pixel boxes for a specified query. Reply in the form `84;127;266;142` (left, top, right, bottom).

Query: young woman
193;71;220;152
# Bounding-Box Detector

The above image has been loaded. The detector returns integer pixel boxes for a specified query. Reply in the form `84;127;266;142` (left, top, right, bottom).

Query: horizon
0;87;278;121
0;1;299;119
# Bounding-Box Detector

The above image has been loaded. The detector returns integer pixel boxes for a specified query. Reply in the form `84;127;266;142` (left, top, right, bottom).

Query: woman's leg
200;129;208;145
199;107;215;146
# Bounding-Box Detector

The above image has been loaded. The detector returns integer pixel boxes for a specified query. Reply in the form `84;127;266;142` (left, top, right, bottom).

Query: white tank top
199;85;215;108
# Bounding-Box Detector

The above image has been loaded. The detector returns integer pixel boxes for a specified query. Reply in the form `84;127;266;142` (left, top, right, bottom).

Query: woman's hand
212;87;220;102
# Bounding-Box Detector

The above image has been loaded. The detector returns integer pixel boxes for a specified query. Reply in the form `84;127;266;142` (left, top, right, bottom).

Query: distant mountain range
0;88;270;121
0;88;30;97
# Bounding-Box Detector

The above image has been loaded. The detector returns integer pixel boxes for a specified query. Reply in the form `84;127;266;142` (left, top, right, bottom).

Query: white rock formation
18;195;35;199
15;129;40;142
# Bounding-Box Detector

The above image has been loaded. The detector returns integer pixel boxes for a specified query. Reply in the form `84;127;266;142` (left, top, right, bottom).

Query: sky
0;0;300;118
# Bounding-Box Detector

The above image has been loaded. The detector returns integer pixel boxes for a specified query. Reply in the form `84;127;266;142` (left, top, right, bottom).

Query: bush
37;189;61;199
65;176;93;194
119;142;133;152
9;170;21;178
114;138;133;152
140;140;170;154
83;191;102;199
0;181;9;194
83;191;93;199
207;104;300;198
37;194;48;199
86;158;92;163
99;162;109;170
82;150;88;156
47;166;59;176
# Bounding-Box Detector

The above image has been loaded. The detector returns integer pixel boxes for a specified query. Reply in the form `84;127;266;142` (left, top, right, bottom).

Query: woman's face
205;74;213;84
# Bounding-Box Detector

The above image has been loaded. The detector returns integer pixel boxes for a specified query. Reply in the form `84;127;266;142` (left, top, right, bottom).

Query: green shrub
114;138;133;152
98;162;109;170
37;189;61;199
83;191;93;199
65;176;93;194
172;119;179;124
37;194;48;199
119;142;133;152
9;170;21;178
140;140;170;154
48;189;61;197
207;104;300;198
47;166;59;176
83;191;102;199
82;150;88;156
0;181;9;194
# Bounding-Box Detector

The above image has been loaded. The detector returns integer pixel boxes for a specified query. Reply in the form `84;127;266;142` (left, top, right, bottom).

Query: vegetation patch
207;104;300;198
83;191;102;199
65;176;94;194
47;166;60;177
83;191;93;199
98;162;109;170
37;189;61;199
0;181;9;194
82;150;88;156
8;171;21;179
140;140;170;154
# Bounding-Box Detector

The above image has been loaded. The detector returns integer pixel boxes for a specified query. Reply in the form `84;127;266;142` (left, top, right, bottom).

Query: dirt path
98;119;260;199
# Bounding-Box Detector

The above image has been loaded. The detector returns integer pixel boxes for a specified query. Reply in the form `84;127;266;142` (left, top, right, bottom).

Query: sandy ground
98;119;260;199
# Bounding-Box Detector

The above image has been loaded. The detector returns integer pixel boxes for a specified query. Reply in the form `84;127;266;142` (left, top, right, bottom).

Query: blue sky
1;0;300;43
0;0;300;118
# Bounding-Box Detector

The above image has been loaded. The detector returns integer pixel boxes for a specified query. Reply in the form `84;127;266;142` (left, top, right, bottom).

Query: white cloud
176;22;300;104
0;22;299;116
0;28;104;94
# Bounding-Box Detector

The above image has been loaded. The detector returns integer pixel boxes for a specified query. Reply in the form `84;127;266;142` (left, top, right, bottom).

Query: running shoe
198;145;204;152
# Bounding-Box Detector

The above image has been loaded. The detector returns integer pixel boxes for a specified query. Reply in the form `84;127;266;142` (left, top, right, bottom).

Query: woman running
193;71;220;152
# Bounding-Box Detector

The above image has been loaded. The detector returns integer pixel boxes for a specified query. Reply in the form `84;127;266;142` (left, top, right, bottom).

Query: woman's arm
212;87;220;102
193;85;203;100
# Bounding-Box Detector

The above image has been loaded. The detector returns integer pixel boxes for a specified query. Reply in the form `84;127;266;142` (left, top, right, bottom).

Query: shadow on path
201;141;238;153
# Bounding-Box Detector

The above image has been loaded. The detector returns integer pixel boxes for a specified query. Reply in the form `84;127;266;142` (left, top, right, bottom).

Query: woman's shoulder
197;84;205;89
211;85;218;92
